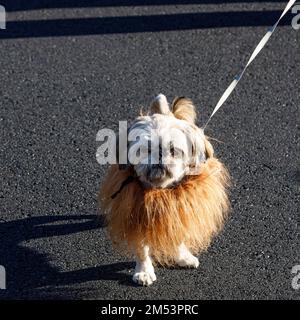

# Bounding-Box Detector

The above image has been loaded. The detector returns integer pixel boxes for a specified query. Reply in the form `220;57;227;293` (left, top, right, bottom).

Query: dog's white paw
133;271;157;286
176;254;199;268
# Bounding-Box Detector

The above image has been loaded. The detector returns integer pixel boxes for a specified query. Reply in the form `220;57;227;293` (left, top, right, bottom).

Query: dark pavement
0;1;299;299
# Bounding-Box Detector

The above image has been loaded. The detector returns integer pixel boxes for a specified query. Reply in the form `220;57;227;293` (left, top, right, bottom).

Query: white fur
133;244;199;286
133;246;157;286
175;243;200;268
128;111;206;189
154;94;170;115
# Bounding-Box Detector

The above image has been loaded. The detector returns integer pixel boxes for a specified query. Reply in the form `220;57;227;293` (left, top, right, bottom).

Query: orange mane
99;158;230;265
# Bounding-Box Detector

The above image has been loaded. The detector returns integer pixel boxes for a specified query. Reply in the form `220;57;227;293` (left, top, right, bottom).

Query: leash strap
203;0;296;130
111;175;136;199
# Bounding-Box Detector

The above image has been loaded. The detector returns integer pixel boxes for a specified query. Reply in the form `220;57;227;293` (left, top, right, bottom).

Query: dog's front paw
133;271;157;286
176;255;199;268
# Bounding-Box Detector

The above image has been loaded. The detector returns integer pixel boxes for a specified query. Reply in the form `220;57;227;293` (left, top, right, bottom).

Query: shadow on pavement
0;10;292;39
0;214;134;299
2;0;289;12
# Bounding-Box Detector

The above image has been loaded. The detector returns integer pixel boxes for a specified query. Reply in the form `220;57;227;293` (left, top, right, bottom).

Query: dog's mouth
141;179;169;189
147;166;170;180
137;165;177;189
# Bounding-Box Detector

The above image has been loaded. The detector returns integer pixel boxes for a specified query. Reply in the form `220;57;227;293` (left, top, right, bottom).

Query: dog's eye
170;143;175;157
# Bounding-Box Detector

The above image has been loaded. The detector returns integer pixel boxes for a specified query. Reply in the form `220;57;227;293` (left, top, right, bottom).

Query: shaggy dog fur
100;141;230;266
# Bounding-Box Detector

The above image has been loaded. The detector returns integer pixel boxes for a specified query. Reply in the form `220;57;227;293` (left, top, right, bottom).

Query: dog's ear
204;136;214;158
150;94;171;115
172;97;196;124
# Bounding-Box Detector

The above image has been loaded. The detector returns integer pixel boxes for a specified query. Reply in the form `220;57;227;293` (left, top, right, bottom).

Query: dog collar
110;158;207;199
111;175;136;199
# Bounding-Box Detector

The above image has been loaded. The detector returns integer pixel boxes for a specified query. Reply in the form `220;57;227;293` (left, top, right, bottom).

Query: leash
110;0;296;198
203;0;296;130
111;175;136;199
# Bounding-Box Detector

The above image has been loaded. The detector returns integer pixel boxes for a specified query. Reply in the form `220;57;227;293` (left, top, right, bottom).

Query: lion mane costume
100;148;230;265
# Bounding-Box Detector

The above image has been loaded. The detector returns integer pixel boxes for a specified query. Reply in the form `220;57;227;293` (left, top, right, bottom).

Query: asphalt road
0;1;299;299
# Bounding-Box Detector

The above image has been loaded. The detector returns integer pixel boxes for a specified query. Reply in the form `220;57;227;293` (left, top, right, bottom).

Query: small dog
100;94;230;286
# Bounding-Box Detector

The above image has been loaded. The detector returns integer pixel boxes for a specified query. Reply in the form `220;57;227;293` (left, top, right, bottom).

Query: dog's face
124;95;210;189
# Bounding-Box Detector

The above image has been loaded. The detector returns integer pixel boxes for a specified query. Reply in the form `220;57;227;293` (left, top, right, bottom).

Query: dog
100;94;230;286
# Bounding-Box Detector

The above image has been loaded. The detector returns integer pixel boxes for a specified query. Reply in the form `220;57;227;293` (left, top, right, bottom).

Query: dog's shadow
0;214;136;299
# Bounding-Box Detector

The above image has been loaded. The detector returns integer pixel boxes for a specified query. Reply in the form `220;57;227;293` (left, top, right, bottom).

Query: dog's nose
152;164;162;170
146;164;166;181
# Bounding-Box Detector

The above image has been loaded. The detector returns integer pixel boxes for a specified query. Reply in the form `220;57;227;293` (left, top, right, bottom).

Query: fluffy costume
99;156;230;265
